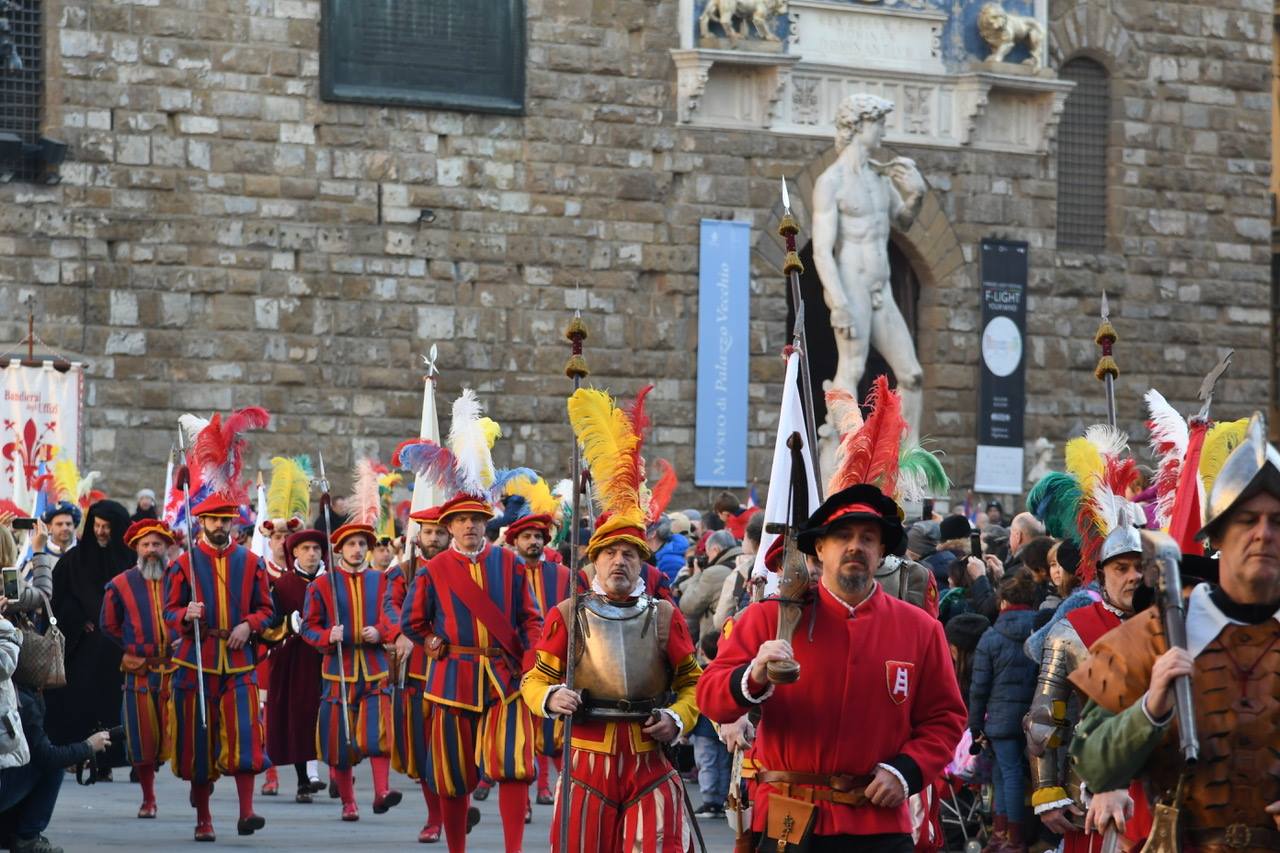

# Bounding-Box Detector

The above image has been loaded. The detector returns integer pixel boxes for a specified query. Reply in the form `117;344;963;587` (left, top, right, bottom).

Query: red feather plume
827;375;907;496
646;458;678;526
624;385;653;492
189;406;271;502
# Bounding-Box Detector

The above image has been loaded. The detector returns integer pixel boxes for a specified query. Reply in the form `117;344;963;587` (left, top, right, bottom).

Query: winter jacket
0;617;25;768
712;552;755;633
968;607;1039;739
14;683;93;772
1023;583;1102;663
923;547;965;588
678;546;740;657
651;533;690;585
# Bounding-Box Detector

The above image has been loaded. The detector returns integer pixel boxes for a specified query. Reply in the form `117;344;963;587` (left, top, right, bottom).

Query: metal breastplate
572;594;671;720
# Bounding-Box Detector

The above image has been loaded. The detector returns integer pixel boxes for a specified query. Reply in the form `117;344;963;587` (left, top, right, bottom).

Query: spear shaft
557;313;588;853
316;453;353;756
175;429;208;732
780;179;824;497
1095;291;1119;428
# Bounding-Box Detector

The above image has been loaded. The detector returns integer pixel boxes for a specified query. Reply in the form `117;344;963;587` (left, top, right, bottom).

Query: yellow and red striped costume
521;600;702;853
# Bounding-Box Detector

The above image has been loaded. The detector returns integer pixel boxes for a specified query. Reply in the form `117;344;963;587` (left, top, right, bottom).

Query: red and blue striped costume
400;543;543;796
523;558;573;758
100;567;175;766
164;540;274;783
380;559;431;779
301;565;394;768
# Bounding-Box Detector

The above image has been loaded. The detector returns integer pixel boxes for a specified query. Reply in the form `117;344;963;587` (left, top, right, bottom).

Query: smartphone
1;567;19;599
921;499;934;523
970;532;982;558
11;518;35;531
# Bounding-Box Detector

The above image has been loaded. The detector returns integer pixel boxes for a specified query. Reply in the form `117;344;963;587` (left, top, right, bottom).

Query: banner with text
974;240;1028;495
0;363;84;503
695;220;750;487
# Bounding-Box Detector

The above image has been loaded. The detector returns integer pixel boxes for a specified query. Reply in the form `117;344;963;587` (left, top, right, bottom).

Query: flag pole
780;178;824;497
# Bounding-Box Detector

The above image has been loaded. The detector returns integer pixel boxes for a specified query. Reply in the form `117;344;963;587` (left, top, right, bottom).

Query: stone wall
0;0;1271;508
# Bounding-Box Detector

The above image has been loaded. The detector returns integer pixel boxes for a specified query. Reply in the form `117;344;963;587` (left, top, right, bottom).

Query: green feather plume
896;445;950;502
1026;471;1082;543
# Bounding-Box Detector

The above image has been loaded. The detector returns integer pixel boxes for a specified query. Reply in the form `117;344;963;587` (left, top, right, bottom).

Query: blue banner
695;220;750;487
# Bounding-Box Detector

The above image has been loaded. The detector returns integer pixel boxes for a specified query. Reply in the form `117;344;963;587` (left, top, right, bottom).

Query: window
0;0;41;181
1056;57;1110;252
321;0;525;115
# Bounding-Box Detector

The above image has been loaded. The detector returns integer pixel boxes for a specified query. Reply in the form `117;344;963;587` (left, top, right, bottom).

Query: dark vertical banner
974;239;1028;494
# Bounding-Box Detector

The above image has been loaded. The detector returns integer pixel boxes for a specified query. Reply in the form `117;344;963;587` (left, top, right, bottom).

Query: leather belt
447;645;503;658
1188;825;1280;850
756;771;872;807
202;628;231;639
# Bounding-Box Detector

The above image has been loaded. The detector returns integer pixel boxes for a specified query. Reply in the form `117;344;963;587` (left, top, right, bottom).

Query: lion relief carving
977;3;1044;67
699;0;786;45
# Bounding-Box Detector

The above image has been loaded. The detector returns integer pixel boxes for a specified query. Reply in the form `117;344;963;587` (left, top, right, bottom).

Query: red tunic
698;583;966;837
265;569;324;764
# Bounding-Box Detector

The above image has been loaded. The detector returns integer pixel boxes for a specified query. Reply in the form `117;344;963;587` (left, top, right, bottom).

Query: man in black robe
45;500;134;778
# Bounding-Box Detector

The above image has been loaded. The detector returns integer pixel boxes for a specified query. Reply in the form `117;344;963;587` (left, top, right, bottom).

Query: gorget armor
572;593;672;721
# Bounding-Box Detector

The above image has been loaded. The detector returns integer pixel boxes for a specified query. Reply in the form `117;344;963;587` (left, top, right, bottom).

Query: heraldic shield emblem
886;660;914;706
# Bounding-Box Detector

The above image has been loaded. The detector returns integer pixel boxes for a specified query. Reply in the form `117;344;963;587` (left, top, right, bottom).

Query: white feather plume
1144;388;1189;529
1082;424;1128;461
179;413;209;450
447;389;496;497
348;458;381;528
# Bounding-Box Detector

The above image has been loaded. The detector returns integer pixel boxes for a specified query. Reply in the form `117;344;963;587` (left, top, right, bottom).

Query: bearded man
698;484;966;852
100;519;180;819
164;494;274;842
46;500;133;775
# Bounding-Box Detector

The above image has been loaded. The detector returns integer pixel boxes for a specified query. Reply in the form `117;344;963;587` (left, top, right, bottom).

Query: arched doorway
784;238;921;426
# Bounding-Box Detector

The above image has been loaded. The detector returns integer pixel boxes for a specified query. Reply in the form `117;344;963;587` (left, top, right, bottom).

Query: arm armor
1024;619;1089;806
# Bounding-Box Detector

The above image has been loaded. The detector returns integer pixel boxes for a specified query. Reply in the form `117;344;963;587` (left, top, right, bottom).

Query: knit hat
939;514;971;543
906;521;939;558
945;613;991;653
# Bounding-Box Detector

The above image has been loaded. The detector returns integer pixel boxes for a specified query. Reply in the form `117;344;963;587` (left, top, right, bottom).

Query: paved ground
48;768;738;851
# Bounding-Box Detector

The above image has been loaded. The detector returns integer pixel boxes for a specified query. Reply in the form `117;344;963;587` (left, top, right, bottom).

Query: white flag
249;475;269;559
753;351;820;587
407;366;443;538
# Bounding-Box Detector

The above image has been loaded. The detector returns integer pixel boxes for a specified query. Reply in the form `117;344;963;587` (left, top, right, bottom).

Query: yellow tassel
564;316;588;343
564;353;588;379
778;212;798;238
1094;321;1117;345
1094;355;1119;381
783;250;804;275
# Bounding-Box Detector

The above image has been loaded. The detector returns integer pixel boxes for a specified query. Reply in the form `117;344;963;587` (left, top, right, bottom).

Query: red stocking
498;782;530;853
439;795;472;853
370;756;391;798
135;763;157;805
536;755;551;796
234;773;255;820
421;779;442;829
191;782;212;824
334;767;356;806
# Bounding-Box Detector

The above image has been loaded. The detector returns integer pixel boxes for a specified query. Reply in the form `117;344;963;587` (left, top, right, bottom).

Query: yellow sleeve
520;650;565;720
666;653;702;734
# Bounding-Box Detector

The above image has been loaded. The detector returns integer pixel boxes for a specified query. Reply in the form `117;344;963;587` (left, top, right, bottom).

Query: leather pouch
425;634;447;661
761;792;817;853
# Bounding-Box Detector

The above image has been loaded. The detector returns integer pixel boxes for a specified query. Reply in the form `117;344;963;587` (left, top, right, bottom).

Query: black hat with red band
796;483;904;556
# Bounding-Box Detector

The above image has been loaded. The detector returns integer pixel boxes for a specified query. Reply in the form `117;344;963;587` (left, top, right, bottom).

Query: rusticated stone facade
0;0;1272;506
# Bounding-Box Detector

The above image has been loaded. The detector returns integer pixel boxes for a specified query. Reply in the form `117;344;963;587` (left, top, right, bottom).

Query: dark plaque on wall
321;0;525;115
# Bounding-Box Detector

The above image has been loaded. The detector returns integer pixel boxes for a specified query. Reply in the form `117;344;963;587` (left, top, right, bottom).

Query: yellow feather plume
505;475;558;516
52;458;81;504
1064;436;1104;493
567;388;642;519
480;418;502;450
267;456;311;521
1199;418;1249;498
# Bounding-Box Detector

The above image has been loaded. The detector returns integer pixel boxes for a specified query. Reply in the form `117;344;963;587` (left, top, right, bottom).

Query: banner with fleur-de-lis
0;362;83;504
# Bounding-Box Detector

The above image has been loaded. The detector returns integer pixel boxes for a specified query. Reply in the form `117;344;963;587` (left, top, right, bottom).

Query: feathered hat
502;474;560;544
393;389;535;527
1028;424;1141;582
183;407;271;516
259;455;312;536
331;458;381;548
1197;412;1280;540
567;385;652;560
803;376;948;554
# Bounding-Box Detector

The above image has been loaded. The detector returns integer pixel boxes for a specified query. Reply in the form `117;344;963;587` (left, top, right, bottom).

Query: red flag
1167;421;1207;553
